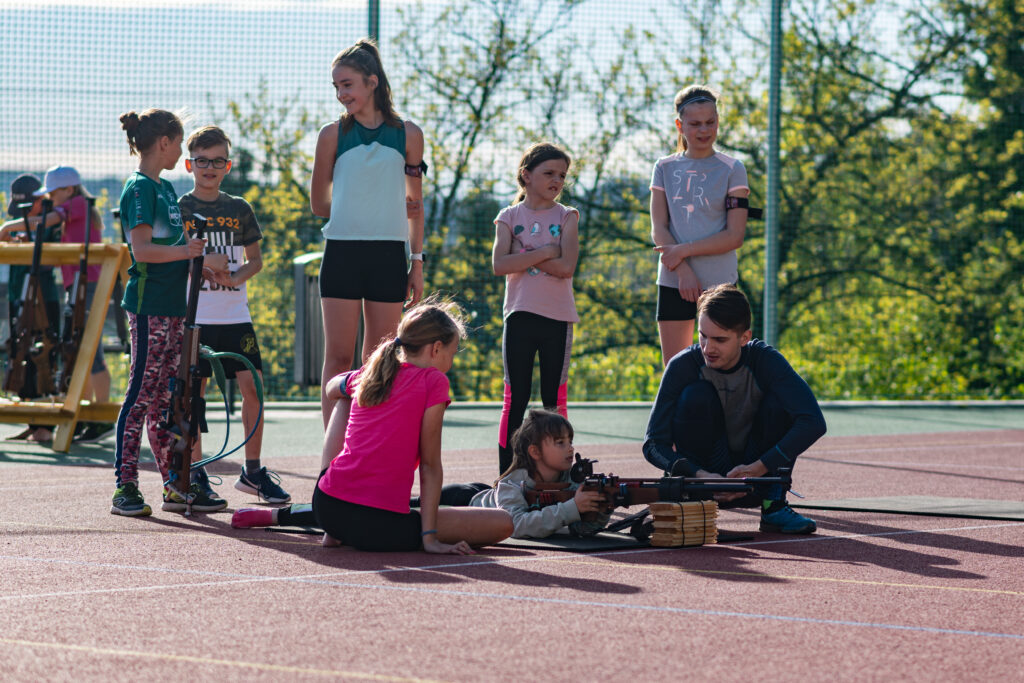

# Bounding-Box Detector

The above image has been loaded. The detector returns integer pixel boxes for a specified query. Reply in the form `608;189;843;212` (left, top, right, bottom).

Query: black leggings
669;380;790;506
279;482;492;534
312;485;423;552
498;311;573;473
410;482;491;508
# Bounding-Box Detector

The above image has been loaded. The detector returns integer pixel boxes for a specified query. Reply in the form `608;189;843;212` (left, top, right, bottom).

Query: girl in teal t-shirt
111;108;226;517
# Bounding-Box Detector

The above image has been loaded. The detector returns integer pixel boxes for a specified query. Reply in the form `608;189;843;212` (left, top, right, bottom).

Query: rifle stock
162;215;207;514
4;200;58;396
58;197;94;393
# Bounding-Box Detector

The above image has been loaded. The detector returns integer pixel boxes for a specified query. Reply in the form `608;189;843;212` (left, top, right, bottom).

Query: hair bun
119;111;140;133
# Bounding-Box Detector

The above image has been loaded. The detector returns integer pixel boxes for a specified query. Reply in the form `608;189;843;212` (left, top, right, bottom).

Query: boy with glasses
177;126;290;507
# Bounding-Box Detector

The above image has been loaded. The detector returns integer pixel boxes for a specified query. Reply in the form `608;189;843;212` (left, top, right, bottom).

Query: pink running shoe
231;508;276;529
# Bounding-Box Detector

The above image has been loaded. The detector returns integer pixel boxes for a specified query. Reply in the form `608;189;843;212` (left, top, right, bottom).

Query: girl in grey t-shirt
650;85;751;365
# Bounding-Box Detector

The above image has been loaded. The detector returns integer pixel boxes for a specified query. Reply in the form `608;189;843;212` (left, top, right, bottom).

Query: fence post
763;0;783;346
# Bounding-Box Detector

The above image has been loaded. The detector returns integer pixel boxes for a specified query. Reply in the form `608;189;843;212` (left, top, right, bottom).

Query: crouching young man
642;284;825;534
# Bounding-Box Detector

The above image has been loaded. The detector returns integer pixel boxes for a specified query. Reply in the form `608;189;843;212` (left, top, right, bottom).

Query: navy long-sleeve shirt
643;340;826;476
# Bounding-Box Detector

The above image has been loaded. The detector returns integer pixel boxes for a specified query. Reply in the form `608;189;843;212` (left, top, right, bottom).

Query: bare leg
436;507;514;548
657;319;695;366
235;369;264;463
189;378;209;464
361;299;404;363
91;368;111;402
320;298;361;428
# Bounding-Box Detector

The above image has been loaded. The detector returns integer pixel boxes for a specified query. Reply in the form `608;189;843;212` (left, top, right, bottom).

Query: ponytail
119;108;183;157
331;38;402;134
354;338;404;408
354;295;466;407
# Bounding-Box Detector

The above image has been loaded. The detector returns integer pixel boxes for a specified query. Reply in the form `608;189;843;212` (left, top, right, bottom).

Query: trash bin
293;252;324;387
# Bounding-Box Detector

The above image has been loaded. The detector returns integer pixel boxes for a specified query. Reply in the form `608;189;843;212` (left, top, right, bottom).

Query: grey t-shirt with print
650;151;749;289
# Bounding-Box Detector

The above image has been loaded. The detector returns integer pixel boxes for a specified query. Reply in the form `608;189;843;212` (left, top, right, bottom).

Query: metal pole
368;0;380;41
763;0;782;345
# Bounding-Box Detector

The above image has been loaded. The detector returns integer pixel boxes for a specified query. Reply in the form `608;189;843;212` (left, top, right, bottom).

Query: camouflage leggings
113;313;183;487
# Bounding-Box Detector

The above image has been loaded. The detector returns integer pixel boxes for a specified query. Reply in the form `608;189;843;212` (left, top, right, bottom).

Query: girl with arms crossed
650;85;750;365
492;143;579;475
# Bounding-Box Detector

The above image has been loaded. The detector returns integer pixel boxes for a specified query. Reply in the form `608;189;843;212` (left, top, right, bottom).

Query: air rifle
4;200;58;396
109;208;130;355
58;196;96;393
523;455;792;522
161;214;208;515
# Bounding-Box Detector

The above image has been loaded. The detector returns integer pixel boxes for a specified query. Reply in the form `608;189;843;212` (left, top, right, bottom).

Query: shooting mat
793;496;1024;521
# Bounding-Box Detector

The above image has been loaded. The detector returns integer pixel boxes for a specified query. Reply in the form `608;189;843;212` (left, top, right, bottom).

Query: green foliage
186;0;1023;401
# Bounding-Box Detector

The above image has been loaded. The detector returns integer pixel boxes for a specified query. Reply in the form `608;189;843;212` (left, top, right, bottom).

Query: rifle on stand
523;455;793;543
162;214;208;515
4;199;58;396
58;196;95;393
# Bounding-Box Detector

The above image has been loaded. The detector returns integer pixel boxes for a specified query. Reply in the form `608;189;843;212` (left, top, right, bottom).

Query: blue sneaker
760;503;817;534
235;467;291;503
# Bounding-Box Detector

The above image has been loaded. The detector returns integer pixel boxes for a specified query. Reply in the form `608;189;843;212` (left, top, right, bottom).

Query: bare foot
321;533;342;548
29;428;53;442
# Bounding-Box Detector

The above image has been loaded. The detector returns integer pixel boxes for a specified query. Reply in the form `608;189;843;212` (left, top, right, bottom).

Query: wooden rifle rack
0;243;131;452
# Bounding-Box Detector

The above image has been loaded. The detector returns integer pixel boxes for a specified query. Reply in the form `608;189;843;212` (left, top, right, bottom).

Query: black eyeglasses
189;157;229;169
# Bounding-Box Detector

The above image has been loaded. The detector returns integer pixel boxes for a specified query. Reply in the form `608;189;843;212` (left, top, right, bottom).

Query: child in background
34;166;114;443
310;37;426;428
235;298;512;553
178;125;290;506
0;173;63;442
650;85;750;365
492;142;580;475
111;108;228;517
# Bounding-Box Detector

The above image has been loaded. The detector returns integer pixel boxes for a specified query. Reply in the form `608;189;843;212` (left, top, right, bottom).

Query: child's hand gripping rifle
161;215;208;515
4;200;58;396
58;197;95;393
524;454;793;522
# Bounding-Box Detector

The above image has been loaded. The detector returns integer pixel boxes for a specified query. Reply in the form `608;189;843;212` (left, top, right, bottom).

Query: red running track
1;429;1021;681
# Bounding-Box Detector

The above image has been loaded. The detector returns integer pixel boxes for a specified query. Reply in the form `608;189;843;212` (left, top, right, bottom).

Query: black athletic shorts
319;239;407;303
197;322;262;380
312;484;423;552
656;285;698;322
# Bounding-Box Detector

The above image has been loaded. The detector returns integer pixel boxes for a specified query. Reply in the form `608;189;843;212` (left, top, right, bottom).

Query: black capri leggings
312;485;423;552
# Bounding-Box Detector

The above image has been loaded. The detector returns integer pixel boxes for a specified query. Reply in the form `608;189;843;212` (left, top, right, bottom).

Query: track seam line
0;637;445;681
537;560;1024;596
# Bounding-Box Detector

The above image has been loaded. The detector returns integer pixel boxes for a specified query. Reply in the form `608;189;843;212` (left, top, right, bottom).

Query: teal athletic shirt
119;171;188;317
321;119;408;243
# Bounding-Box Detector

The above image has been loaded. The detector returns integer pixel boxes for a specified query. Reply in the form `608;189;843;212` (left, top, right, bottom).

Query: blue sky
1;1;367;182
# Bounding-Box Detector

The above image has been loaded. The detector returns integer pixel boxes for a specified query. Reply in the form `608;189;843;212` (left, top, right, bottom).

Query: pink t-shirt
494;202;579;323
57;194;102;286
317;363;452;514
